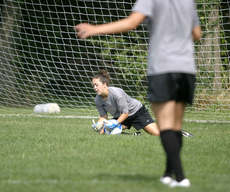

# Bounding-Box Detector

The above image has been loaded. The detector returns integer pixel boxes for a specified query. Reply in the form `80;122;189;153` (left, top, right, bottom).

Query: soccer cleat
133;132;141;135
159;176;173;185
169;178;191;187
121;132;141;135
181;130;194;138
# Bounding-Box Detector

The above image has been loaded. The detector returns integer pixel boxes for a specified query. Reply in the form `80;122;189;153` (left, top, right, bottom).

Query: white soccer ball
34;103;60;113
104;124;122;135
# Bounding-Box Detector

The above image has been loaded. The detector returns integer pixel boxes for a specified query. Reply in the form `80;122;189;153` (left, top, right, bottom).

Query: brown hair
93;69;110;86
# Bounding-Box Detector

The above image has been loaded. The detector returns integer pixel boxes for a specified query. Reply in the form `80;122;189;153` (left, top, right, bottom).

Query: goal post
0;0;229;122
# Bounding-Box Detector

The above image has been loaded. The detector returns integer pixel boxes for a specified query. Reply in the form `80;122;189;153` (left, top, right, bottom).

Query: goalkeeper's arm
117;113;129;124
98;115;108;124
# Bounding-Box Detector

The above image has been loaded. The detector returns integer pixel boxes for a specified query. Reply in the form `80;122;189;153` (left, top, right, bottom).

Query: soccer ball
104;124;122;135
34;103;60;113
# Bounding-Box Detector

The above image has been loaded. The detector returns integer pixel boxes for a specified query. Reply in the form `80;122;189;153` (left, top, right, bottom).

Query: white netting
0;0;229;121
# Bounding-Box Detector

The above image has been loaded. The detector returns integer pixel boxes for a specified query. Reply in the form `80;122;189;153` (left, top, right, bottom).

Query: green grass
0;115;229;192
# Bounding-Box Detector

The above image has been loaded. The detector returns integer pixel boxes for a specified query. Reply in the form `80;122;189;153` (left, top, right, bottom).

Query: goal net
0;0;229;122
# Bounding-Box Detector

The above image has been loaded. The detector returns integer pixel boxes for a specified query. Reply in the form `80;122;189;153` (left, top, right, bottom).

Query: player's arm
74;12;146;39
192;25;202;41
117;113;129;124
97;114;108;124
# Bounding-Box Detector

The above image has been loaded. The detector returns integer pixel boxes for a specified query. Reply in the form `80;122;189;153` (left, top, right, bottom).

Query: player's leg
151;101;185;183
174;101;186;131
148;74;193;187
121;105;157;135
151;101;176;130
165;102;186;179
121;124;129;130
143;122;160;136
121;124;141;135
174;102;186;150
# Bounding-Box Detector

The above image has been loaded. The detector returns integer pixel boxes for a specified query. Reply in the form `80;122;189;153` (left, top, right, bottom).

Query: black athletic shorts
147;73;195;105
114;105;155;131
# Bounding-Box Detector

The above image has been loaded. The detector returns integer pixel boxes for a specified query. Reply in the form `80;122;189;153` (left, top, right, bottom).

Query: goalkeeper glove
103;119;119;131
92;122;103;132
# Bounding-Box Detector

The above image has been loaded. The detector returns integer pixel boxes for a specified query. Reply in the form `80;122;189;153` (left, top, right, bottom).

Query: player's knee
144;123;160;136
122;125;129;130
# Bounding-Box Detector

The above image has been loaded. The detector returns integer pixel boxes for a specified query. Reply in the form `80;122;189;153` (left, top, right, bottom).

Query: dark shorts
147;73;195;105
116;105;155;131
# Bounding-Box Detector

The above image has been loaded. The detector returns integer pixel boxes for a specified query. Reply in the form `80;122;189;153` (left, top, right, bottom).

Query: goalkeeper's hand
103;119;119;131
92;122;103;132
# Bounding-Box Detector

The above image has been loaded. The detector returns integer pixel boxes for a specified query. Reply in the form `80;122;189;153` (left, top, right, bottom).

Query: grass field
0;114;229;192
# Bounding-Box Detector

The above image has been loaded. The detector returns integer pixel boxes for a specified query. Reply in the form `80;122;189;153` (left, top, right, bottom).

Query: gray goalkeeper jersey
95;87;142;118
132;0;200;75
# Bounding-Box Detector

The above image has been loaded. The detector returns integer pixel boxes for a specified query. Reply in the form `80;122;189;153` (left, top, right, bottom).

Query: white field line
0;114;98;119
0;114;230;123
183;118;230;124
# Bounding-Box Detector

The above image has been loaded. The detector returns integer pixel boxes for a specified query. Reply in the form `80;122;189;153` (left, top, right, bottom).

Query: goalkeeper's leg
143;123;160;136
121;124;129;130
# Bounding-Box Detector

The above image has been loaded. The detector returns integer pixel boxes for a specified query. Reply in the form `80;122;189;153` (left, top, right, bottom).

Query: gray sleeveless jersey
132;0;200;75
95;87;142;118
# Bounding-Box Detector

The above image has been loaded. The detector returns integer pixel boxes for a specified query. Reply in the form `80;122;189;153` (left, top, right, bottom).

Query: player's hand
74;23;96;39
103;119;119;130
92;122;103;132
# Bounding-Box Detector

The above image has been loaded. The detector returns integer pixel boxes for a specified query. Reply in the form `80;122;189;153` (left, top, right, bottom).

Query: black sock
175;131;183;151
164;131;183;177
160;130;185;182
164;157;173;177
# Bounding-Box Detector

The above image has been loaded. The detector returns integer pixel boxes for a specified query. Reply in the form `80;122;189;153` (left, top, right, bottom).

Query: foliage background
0;0;229;115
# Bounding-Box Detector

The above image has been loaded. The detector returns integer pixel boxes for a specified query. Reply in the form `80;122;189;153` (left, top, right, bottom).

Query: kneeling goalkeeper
92;69;160;136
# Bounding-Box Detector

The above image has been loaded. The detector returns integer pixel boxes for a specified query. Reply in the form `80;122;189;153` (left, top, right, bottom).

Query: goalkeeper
92;69;160;136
